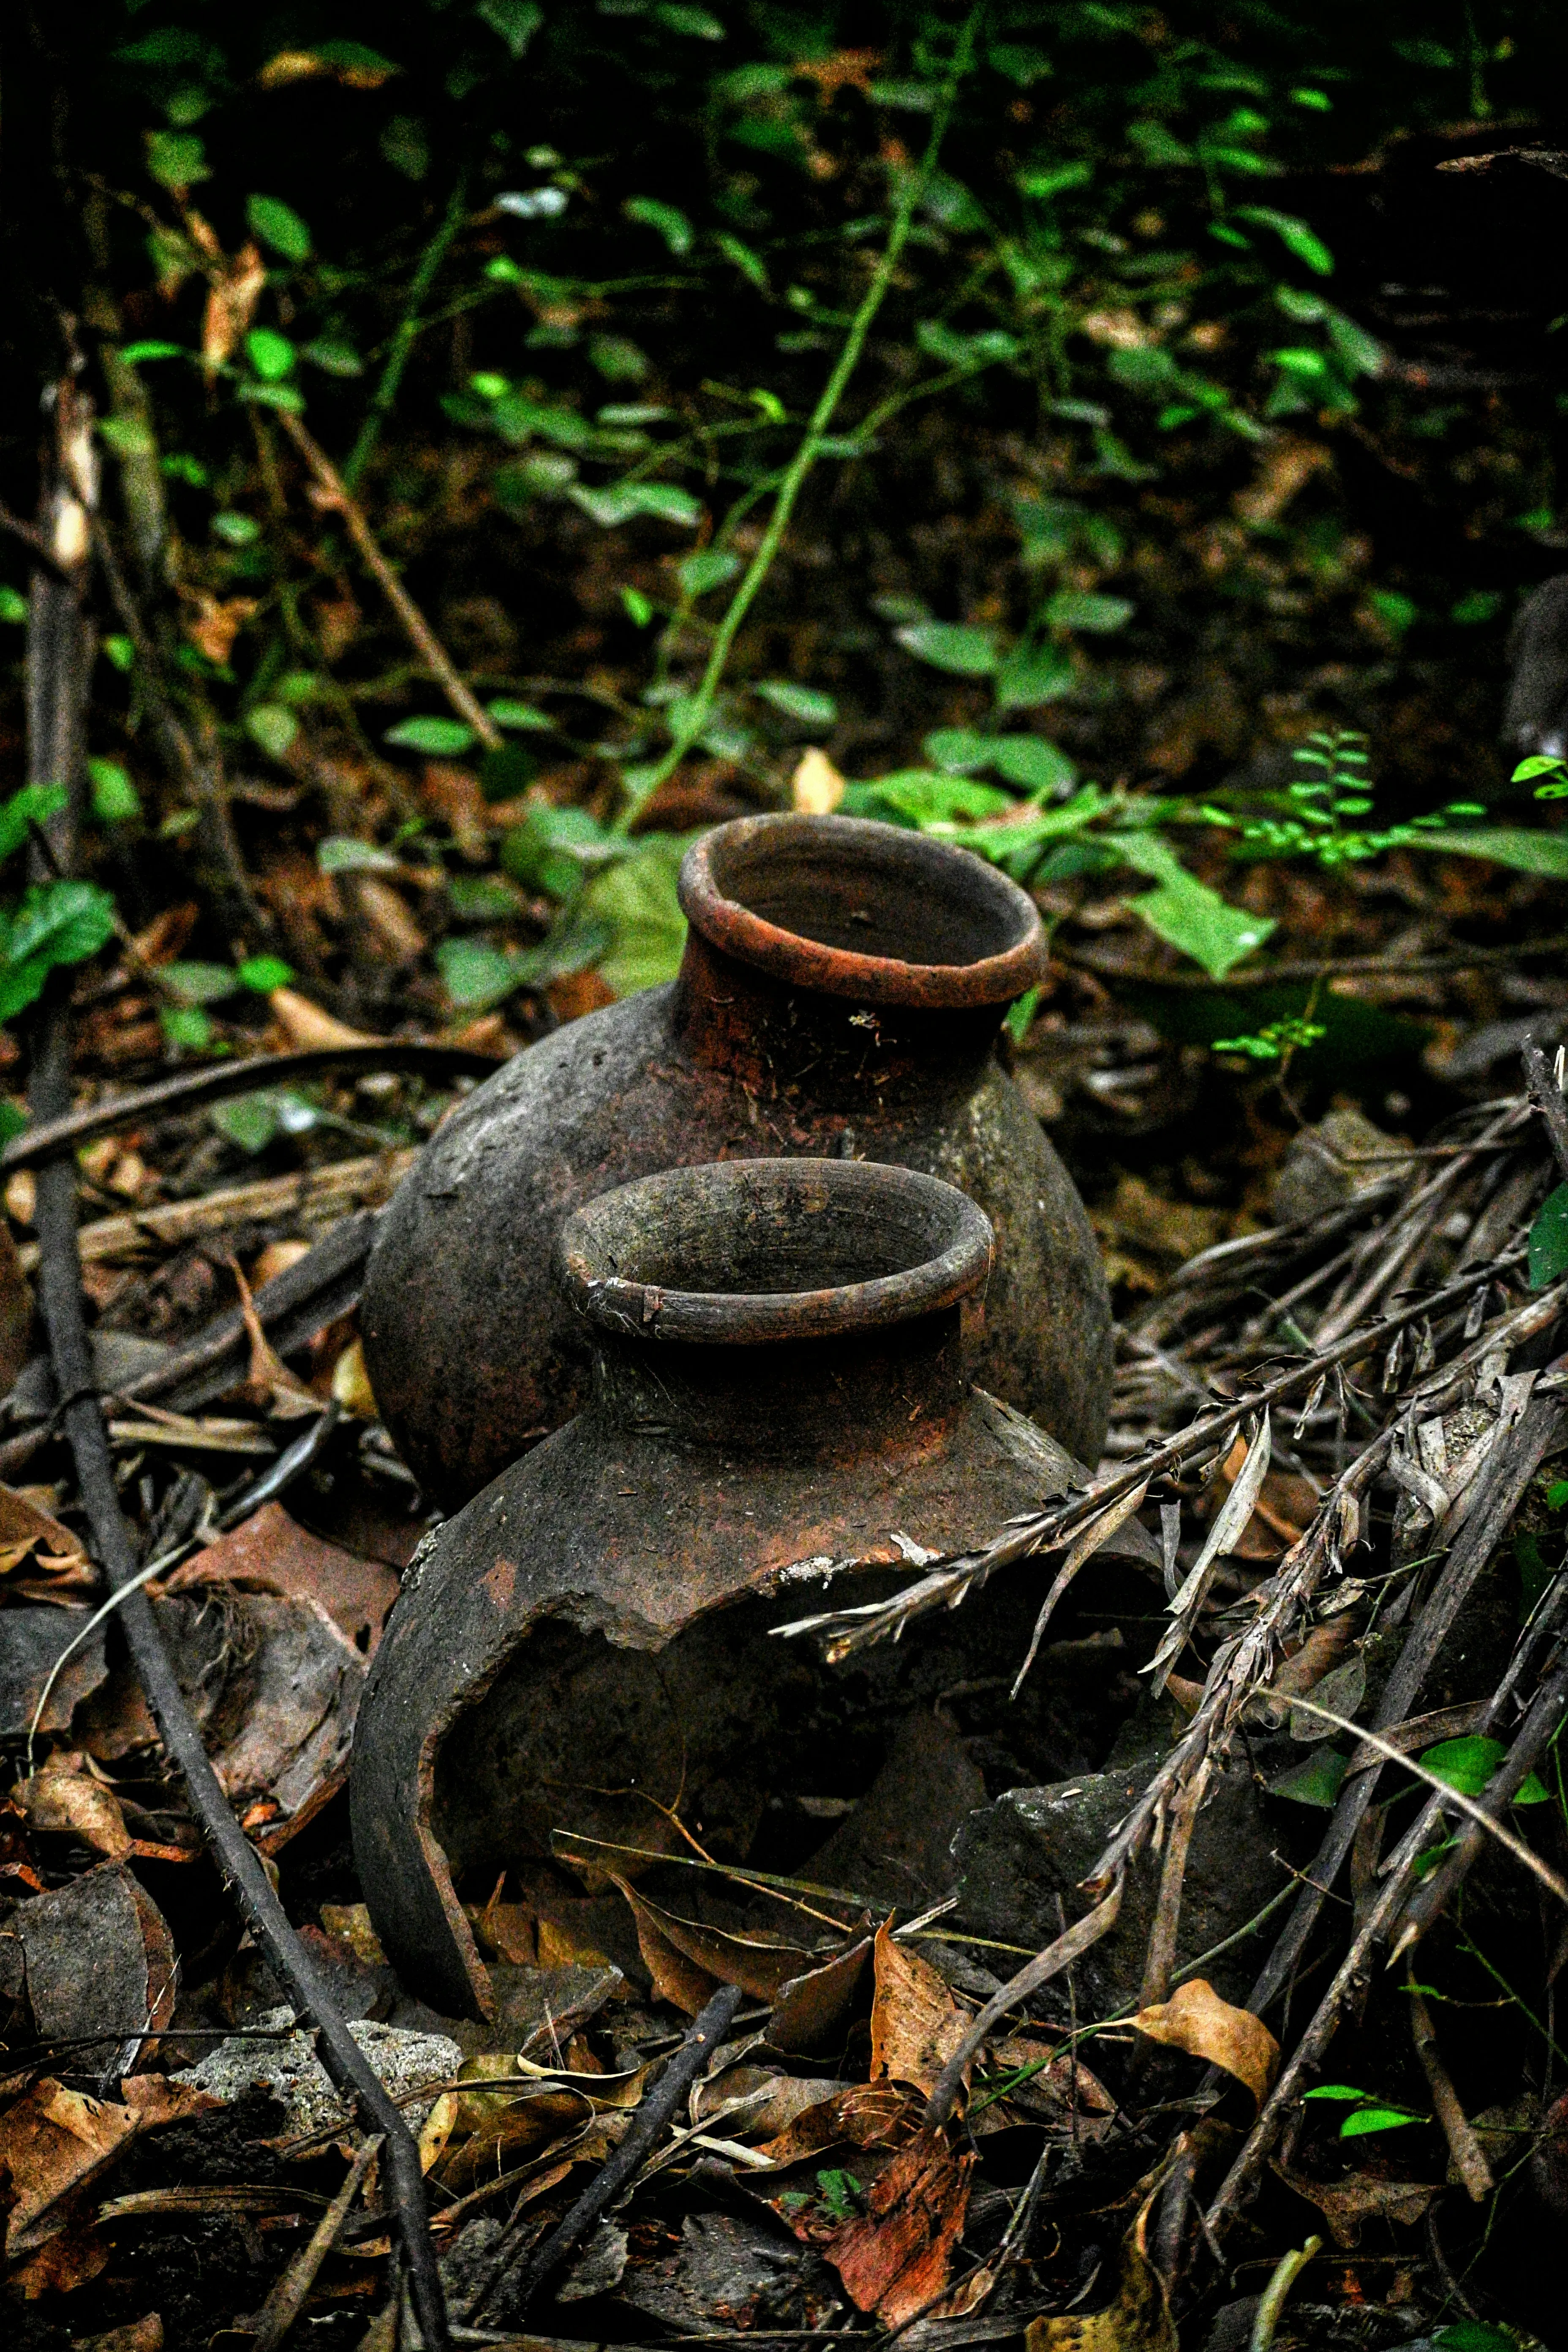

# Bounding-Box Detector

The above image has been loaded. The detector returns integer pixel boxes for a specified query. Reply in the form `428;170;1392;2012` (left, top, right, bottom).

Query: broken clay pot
362;813;1111;1505
351;1157;1115;2018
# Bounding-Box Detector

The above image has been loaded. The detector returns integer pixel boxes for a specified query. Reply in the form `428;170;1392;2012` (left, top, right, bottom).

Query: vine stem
344;173;470;490
617;8;982;828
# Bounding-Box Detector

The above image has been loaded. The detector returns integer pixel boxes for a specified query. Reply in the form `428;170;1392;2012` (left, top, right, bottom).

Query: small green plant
1211;1017;1327;1062
776;2167;866;2224
1303;2083;1427;2139
0;785;116;1024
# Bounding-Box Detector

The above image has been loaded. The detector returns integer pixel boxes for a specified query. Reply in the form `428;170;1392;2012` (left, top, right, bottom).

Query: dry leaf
332;1335;380;1419
0;1217;34;1393
19;1862;178;2076
22;1752;132;1858
791;746;846;814
1275;2161;1437;2248
74;2319;164;2352
165;1502;400;1654
613;1876;819;2007
3;2074;215;2256
1130;1977;1278;2106
355;877;427;962
0;1481;90;1595
769;1934;872;2054
756;2081;914;2167
201;241;266;370
822;2124;973;2327
180;591;258;666
1026;2206;1176;2350
869;1921;968;2098
267;987;380;1050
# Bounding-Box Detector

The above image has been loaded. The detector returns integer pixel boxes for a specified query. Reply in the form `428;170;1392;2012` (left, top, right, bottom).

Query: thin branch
1524;1037;1568;1185
923;1879;1125;2129
618;7;983;823
275;411;502;752
1407;1982;1493;2203
344;174;471;490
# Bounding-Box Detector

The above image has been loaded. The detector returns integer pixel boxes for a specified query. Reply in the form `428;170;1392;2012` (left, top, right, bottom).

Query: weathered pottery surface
351;1158;1137;2018
362;813;1112;1504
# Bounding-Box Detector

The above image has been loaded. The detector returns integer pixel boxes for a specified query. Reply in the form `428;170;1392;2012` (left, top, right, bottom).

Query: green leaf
212;512;260;547
146;131;209;189
1426;827;1568;880
118;341;185;365
1339;2106;1424;2139
1117;833;1276;979
480;745;538;801
1432;2323;1527;2352
994;641;1075;711
103;634;135;670
1233;207;1334;275
582;836;692;996
158;1004;212;1051
1045;590;1133;634
926;730;997;775
88;760;142;825
0;587;27;625
716;231;768;289
447;874;528;923
5;879;116;972
245;704;299;761
486;699;553;732
436;936;523;1012
476;0;543;56
1007;984;1041;1045
856;771;1015;825
655;3;726;33
992;738;1078;794
1512;754;1565;781
677;549;741;597
163;961;239;1006
303;338;365;377
1267;1748;1348;1808
383;716;476;756
501;806;617;898
0;783;69;862
624;196;693;256
237;956;295;994
1302;2085;1369;2102
317;837;402;875
210;1094;281;1153
245;194;313;261
1530;1184;1568;1291
895;622;999;676
570;482;702;528
914;321;1021;368
245;328;296;382
754;682;838;728
1421;1734;1550;1804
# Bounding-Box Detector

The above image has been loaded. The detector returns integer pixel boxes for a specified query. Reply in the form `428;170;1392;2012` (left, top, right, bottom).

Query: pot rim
678;812;1046;1009
555;1157;994;1345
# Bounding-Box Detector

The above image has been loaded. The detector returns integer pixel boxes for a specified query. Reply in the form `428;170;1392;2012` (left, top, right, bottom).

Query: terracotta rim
678;813;1046;1009
556;1158;994;1346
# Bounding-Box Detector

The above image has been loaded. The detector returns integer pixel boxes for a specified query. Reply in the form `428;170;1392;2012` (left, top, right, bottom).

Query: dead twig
468;1980;743;2322
275;411;503;753
923;1878;1125;2129
1524;1037;1568;1185
250;2133;383;2352
0;1038;496;1172
1407;1981;1494;2203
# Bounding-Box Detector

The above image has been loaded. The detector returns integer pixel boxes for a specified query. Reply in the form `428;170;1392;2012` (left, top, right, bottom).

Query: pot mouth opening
678;813;1045;1009
555;1158;993;1346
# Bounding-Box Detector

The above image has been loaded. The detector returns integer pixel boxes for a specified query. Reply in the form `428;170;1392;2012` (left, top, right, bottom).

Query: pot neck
585;1301;975;1460
671;928;1003;1109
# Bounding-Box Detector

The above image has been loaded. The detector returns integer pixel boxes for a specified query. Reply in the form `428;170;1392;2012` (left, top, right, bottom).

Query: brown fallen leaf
0;1480;92;1601
612;1875;821;2007
19;1861;178;2075
769;1933;872;2055
3;2074;216;2256
1274;2161;1438;2249
164;1501;400;1655
870;1920;969;2099
21;1751;132;1859
1130;1977;1278;2107
755;2080;915;2167
266;987;380;1051
180;591;259;667
74;2318;164;2352
1026;2204;1176;2350
822;2124;973;2327
791;746;846;814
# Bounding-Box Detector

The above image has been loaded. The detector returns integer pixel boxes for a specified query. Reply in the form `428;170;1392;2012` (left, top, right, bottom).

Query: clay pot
362;813;1111;1506
351;1157;1105;2019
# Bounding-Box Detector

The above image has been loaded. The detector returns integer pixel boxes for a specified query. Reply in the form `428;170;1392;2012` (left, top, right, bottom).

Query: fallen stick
469;1980;743;2323
0;1039;497;1174
17;1149;416;1273
250;2132;383;2352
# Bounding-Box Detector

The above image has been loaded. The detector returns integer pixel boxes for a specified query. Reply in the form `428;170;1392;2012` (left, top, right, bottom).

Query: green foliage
1419;1734;1550;1805
1302;2084;1426;2138
1268;1749;1348;1808
1529;1185;1568;1291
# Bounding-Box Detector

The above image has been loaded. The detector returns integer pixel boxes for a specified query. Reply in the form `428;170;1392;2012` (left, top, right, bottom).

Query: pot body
351;1326;1085;2019
364;820;1111;1503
